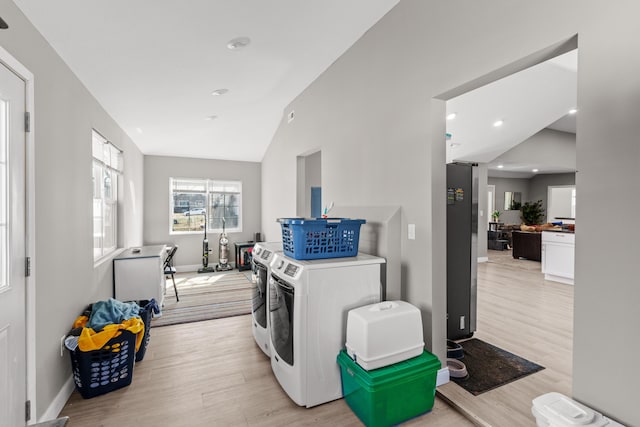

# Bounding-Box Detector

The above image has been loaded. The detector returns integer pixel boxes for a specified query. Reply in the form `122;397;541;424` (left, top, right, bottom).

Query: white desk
113;245;167;308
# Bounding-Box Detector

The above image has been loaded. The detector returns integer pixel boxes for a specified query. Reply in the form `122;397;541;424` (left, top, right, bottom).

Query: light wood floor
59;249;572;426
59;315;471;426
438;249;574;426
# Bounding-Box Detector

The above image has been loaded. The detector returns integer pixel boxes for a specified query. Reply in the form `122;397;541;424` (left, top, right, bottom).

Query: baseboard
175;264;201;273
436;366;450;387
39;375;74;422
477;257;488;263
175;264;240;273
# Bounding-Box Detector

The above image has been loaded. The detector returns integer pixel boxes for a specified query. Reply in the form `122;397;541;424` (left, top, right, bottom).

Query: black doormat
451;338;544;395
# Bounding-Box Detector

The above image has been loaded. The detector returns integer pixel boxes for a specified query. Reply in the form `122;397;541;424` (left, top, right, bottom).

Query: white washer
251;242;282;357
269;252;384;407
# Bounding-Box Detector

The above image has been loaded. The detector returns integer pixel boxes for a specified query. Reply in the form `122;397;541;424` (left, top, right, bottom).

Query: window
92;130;122;260
170;178;242;234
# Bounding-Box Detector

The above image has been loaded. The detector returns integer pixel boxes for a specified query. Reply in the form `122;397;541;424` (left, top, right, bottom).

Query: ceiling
13;0;400;162
11;2;577;169
446;50;577;177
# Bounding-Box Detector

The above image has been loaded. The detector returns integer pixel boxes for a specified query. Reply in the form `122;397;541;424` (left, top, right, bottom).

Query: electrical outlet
60;335;66;357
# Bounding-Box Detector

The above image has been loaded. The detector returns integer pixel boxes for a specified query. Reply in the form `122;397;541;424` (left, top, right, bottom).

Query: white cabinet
114;245;167;308
541;232;575;285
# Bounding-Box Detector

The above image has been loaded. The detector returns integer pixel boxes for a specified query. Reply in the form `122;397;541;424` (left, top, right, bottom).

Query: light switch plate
408;224;416;240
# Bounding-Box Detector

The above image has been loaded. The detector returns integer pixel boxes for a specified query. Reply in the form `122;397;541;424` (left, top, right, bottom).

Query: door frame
0;45;36;422
487;184;496;225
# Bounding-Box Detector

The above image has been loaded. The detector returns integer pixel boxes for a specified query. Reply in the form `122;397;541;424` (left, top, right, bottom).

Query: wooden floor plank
438;249;573;427
61;250;565;426
60;311;471;426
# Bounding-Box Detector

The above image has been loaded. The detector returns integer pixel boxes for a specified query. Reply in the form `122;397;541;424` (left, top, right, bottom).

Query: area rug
152;271;253;327
451;338;544;395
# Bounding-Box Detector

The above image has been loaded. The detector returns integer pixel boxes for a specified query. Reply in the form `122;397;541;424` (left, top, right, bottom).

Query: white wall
261;1;640;424
143;155;261;269
296;150;321;217
530;173;576;217
494;128;576;172
487;177;529;224
0;0;144;419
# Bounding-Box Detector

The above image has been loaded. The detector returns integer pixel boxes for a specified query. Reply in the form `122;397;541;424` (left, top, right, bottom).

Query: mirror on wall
504;191;522;210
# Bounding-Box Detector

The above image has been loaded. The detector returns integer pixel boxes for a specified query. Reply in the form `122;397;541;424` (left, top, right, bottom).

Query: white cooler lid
532;393;611;427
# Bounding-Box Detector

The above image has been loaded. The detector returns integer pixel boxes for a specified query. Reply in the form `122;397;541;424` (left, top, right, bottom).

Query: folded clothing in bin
86;298;141;331
73;315;144;352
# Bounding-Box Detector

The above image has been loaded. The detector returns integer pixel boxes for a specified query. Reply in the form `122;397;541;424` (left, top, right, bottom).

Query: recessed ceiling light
532;168;539;173
446;113;457;120
204;115;218;121
136;127;143;134
227;36;251;50
568;108;578;115
497;165;504;169
493;120;504;127
211;88;229;96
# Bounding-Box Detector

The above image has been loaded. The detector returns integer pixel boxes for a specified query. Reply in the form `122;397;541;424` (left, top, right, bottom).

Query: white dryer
269;252;384;407
251;242;282;357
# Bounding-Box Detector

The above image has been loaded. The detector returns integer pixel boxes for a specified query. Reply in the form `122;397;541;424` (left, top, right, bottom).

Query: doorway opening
436;37;578;424
296;150;321;218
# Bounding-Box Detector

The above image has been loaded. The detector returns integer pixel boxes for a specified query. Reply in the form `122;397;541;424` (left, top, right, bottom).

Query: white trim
175;264;206;273
477;256;489;263
436;366;450;387
39;375;74;422
0;45;37;424
93;247;126;269
544;273;574;285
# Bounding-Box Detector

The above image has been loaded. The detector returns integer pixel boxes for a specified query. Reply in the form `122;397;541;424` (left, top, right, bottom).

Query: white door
0;60;27;427
487;185;495;224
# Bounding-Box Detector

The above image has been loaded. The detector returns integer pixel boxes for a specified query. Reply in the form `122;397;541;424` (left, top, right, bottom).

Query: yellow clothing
74;316;145;352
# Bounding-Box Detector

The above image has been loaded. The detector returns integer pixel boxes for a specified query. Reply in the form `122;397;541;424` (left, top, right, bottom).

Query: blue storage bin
278;218;365;260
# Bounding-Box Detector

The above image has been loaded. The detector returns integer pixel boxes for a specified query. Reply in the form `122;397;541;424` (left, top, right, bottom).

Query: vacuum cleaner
215;217;233;272
197;214;216;273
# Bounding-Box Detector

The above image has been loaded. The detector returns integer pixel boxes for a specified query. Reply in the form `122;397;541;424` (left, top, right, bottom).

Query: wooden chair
164;245;179;301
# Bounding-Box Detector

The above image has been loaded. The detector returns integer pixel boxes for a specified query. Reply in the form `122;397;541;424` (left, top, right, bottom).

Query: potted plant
491;210;501;222
520;200;545;225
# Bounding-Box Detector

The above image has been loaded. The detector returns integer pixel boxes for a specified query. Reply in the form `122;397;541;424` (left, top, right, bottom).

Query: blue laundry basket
278;218;366;260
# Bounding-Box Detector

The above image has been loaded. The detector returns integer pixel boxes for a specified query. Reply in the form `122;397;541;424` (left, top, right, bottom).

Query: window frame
169;177;242;235
92;130;122;261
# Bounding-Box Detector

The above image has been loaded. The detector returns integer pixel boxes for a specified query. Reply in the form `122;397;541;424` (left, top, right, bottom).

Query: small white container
531;392;624;427
346;300;424;371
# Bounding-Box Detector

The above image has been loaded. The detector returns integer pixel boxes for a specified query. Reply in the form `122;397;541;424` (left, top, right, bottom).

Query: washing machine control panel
261;250;272;260
284;263;299;277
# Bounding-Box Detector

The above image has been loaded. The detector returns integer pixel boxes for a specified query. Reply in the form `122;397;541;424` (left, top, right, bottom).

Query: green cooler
337;350;441;427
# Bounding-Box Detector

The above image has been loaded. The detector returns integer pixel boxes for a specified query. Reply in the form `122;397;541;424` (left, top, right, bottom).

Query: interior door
0;60;27;427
